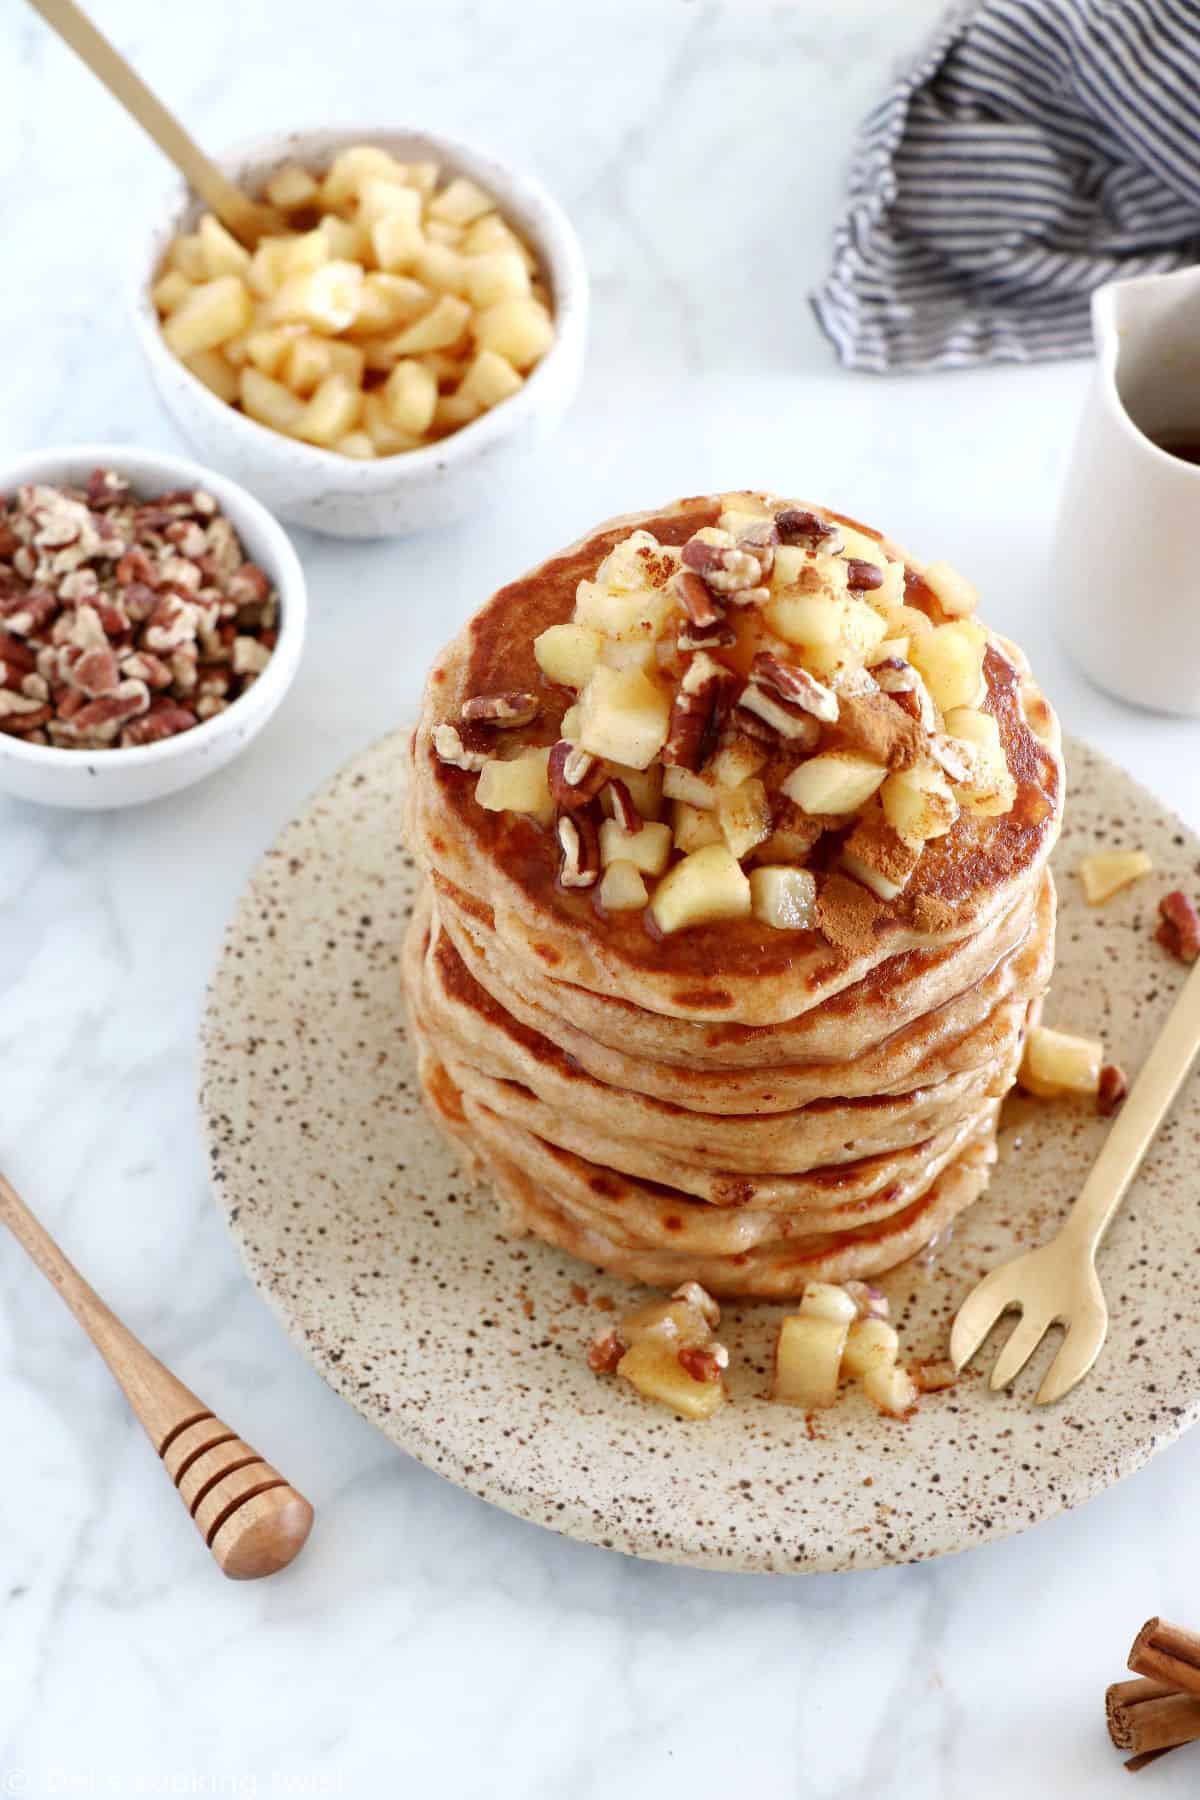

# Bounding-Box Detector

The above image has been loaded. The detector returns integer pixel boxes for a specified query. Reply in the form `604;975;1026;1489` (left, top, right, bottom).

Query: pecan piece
461;690;540;728
548;738;606;809
774;507;842;552
680;531;766;594
0;590;58;637
433;723;489;772
677;1345;728;1383
1097;1064;1128;1117
557;811;600;888
662;652;734;772
604;777;642;833
587;1329;625;1375
71;645;121;699
677;619;736;653
751;652;839;723
845;558;884;591
672;568;724;630
671;1280;721;1328
927;730;974;783
873;657;937;733
1156;890;1200;964
120;703;198;747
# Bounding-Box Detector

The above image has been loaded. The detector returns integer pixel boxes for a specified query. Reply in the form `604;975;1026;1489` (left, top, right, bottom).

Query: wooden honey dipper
1;1170;313;1579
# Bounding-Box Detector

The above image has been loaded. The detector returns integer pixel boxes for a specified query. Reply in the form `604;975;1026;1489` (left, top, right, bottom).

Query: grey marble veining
3;1;1200;1794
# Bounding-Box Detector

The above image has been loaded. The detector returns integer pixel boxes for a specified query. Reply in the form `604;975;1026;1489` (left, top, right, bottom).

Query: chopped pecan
0;590;57;637
71;645;121;698
677;1345;727;1383
677;619;736;653
724;584;771;608
1156;890;1200;964
0;703;53;737
774;507;842;552
120;694;197;738
0;631;36;677
461;690;540;728
587;1328;625;1375
751;652;839;723
662;652;734;771
671;1280;721;1328
672;568;724;630
871;658;937;733
845;558;884;591
680;530;767;594
911;1359;957;1394
548;738;606;808
557;811;601;888
85;468;131;510
120;702;198;747
433;723;489;772
1097;1063;1128;1117
735;519;778;579
604;778;642;833
116;547;157;589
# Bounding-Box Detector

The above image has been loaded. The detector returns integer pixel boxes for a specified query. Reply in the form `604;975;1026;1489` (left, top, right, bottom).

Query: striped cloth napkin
811;0;1200;373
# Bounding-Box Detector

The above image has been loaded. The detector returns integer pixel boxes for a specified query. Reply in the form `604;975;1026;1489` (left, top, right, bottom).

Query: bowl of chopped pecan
0;444;306;809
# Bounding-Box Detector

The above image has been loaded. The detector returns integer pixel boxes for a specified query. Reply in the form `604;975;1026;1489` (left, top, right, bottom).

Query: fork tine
1036;1318;1105;1406
988;1310;1049;1391
949;1278;1015;1371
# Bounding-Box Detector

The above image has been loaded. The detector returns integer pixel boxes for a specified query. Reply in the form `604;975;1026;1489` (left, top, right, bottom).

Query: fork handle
1063;957;1200;1253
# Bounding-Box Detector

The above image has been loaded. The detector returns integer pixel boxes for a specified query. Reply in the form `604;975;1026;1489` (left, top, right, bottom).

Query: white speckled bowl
0;444;306;811
132;127;589;539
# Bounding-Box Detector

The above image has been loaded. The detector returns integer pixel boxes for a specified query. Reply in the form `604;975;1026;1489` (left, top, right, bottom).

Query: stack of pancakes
404;496;1063;1298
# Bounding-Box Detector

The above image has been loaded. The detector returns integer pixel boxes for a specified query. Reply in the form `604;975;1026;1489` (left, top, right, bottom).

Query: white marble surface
3;1;1200;1794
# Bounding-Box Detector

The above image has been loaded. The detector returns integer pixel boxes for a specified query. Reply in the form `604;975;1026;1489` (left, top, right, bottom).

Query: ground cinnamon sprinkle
816;872;883;958
913;894;956;935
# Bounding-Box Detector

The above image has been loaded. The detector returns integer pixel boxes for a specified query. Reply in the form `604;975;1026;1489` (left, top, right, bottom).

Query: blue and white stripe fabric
811;0;1200;373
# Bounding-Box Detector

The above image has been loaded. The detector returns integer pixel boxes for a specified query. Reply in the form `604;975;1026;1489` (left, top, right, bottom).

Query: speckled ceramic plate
200;732;1200;1573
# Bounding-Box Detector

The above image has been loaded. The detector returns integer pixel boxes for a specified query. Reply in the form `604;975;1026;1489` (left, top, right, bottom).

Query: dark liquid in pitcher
1153;435;1200;465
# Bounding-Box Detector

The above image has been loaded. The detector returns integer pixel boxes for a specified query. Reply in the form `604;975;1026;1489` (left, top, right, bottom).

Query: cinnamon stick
1106;1676;1200;1761
1129;1619;1200;1700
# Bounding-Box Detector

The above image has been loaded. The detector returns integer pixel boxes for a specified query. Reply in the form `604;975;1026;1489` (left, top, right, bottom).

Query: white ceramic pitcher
1055;265;1200;716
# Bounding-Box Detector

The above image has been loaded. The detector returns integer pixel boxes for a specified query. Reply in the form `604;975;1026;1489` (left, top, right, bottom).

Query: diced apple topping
598;817;673;874
650;844;752;934
474;747;553;824
922;559;979;618
863;1360;919;1419
881;762;959;841
576;665;671;770
598;858;649;913
841;1317;900;1378
782;750;887;816
942;706;1016;816
749;864;817;931
449;508;1024;936
673;800;724;854
717;777;772;859
909;621;986;713
1077;849;1153;905
534;622;603;689
590;1282;728;1420
772;1314;848;1408
1018;1025;1104;1099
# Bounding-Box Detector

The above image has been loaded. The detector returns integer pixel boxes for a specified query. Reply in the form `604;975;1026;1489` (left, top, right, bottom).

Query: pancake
419;1042;998;1297
424;874;1055;1111
402;492;1063;1297
406;496;1063;1029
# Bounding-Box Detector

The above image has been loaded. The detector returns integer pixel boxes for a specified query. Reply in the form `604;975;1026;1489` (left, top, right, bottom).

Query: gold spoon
1;1169;314;1578
25;0;284;248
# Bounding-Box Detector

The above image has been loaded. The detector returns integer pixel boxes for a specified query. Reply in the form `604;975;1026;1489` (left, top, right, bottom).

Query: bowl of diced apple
133;128;589;539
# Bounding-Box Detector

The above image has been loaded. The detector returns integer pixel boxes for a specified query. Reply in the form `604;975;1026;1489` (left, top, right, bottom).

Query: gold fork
951;957;1200;1404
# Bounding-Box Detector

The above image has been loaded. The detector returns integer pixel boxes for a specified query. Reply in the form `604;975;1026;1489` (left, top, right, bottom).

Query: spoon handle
0;1170;313;1579
24;0;282;246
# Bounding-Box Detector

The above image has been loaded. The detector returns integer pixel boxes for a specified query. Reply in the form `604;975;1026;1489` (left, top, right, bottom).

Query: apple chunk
616;1341;725;1420
474;748;553;824
909;621;986;713
597;859;649;912
576;665;671;770
650;844;751;934
863;1360;919;1418
1077;849;1152;905
771;1314;848;1408
943;707;1016;816
749;865;817;930
841;1317;899;1378
922;559;979;618
534;622;603;689
881;762;959;841
598;817;672;874
717;777;772;860
782;751;887;816
1018;1025;1104;1099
